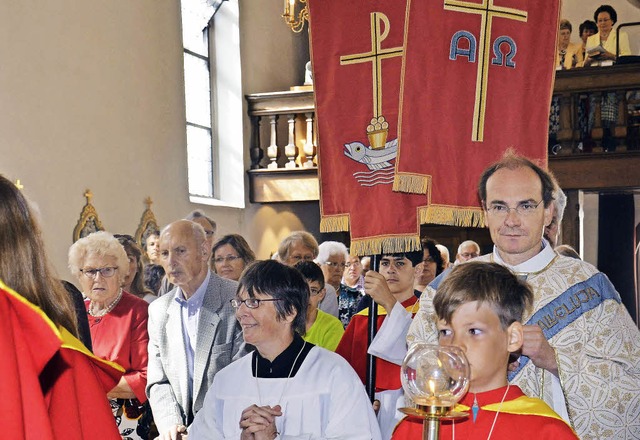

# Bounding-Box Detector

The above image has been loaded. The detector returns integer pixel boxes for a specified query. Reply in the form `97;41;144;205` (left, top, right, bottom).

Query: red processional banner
394;0;560;225
308;0;559;251
308;0;426;255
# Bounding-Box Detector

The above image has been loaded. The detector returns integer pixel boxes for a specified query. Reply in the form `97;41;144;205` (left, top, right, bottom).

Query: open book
587;45;606;56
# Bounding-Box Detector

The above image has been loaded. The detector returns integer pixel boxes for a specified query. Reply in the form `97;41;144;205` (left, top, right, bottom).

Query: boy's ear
506;321;524;353
317;287;326;301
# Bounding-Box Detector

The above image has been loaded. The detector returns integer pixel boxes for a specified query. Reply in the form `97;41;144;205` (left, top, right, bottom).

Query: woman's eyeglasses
80;267;118;279
230;297;282;309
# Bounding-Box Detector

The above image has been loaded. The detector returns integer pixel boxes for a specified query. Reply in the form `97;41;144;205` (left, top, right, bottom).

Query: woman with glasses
583;4;630;67
188;260;381;440
68;231;151;440
316;241;348;292
212;233;256;281
582;4;631;152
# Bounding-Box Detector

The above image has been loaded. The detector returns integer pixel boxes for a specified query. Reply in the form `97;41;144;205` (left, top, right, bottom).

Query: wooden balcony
246;64;640;203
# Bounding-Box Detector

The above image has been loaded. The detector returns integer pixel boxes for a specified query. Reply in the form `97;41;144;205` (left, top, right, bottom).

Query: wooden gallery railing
552;64;640;154
245;90;317;202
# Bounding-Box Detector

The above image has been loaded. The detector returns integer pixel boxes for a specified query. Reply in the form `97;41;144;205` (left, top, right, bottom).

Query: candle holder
400;344;470;440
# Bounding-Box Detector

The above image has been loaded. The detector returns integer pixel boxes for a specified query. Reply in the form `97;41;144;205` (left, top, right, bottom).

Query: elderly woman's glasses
80;267;118;279
230;297;283;309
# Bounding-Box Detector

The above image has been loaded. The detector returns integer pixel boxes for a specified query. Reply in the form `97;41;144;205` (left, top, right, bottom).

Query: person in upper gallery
392;262;578;439
338;252;366;328
407;150;640;440
277;231;339;318
294;260;345;351
336;249;423;440
413;237;445;293
578;20;598;61
0;174;121;439
543;187;567;248
188;260;381;440
69;231;152;440
556;19;582;70
146;220;246;440
583;4;630;67
455;240;481;264
115;233;157;303
581;4;631;152
144;230;161;265
212;233;256;281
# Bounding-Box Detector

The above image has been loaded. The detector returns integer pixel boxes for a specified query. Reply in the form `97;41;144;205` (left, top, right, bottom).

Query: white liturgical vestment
189;346;382;440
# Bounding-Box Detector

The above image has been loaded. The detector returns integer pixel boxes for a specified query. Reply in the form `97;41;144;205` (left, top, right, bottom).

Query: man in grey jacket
146;220;245;439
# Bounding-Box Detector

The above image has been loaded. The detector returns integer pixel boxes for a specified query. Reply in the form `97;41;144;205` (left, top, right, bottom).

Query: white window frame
182;0;245;209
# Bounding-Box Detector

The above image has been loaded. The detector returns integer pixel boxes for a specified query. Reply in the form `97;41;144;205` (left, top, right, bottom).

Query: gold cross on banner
444;0;527;141
340;12;403;119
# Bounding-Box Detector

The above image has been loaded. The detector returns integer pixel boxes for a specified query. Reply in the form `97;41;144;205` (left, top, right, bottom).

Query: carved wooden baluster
591;91;603;151
615;90;628;151
285;114;297;169
250;115;263;169
303;112;315;168
267;115;279;169
557;92;573;154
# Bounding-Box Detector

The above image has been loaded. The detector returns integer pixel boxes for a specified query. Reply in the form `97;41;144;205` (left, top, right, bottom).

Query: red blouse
86;291;149;402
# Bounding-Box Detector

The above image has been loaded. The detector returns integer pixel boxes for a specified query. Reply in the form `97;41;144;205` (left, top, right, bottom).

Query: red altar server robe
336;295;418;391
392;385;578;439
1;281;123;440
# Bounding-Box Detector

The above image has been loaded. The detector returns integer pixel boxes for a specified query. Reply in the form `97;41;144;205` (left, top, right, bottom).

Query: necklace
88;288;123;317
454;384;510;440
255;341;307;406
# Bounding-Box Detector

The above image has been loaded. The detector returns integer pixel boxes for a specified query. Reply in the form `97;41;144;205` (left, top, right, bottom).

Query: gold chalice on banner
367;116;389;150
400;344;470;440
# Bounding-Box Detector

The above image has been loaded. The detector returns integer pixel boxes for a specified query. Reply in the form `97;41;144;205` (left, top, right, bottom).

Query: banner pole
366;254;380;403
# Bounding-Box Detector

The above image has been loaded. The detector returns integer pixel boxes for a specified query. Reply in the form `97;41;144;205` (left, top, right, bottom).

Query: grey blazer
146;272;246;432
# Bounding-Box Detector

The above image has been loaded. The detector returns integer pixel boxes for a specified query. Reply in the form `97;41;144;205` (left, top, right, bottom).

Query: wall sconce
282;0;308;33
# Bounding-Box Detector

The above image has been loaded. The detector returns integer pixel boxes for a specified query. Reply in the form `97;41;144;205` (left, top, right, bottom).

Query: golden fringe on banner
350;235;422;257
419;205;486;228
392;173;430;194
320;215;350;233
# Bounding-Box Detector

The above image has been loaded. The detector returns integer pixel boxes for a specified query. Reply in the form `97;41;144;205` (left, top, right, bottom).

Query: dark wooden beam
549;152;640;191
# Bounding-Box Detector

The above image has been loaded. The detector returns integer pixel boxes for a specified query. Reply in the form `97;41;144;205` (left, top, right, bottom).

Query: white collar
492;239;556;274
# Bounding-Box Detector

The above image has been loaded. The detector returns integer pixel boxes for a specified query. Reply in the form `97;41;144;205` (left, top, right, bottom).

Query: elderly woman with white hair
68;231;151;440
316;241;349;291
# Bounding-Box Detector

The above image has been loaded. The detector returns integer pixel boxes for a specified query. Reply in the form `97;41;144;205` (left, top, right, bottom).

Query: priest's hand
364;271;396;313
239;404;282;440
521;325;558;377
